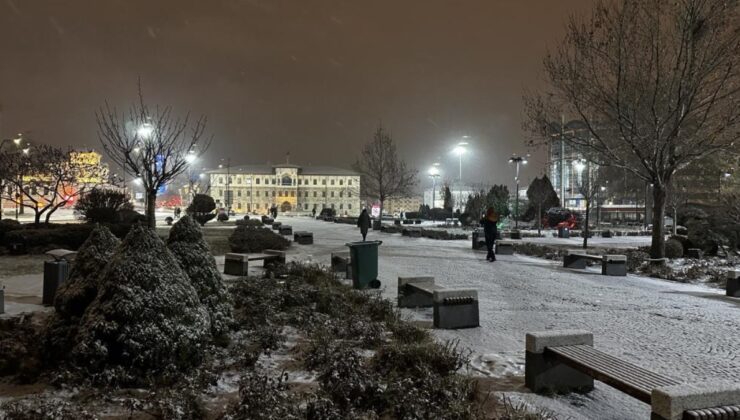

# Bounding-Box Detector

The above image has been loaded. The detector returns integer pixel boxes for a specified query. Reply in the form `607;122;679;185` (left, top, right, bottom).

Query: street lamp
428;165;441;216
452;138;469;212
137;123;154;139
509;154;529;229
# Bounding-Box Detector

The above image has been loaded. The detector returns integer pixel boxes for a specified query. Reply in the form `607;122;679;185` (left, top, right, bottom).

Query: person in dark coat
480;207;499;262
357;208;371;241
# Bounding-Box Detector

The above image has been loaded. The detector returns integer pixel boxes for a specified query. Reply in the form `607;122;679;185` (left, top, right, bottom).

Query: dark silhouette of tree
526;175;560;235
442;184;453;211
353;124;418;221
96;83;211;228
486;185;510;219
525;0;740;258
187;194;216;226
75;188;132;224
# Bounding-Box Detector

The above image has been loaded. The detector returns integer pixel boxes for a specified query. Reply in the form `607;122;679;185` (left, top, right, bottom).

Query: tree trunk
582;200;590;249
537;202;542;236
672;206;677;236
650;184;667;259
146;189;157;229
34;210;42;226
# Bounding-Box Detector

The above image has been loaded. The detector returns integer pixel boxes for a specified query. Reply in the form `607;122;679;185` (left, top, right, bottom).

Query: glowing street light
137;123;154;139
509;154;529;229
185;151;197;164
428;165;441;211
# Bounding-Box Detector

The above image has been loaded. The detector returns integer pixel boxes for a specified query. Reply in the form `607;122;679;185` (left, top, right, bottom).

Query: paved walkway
278;217;740;420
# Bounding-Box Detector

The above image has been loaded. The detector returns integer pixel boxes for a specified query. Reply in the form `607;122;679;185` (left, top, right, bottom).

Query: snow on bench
397;277;479;329
563;250;627;276
525;330;740;420
224;250;286;276
293;231;313;245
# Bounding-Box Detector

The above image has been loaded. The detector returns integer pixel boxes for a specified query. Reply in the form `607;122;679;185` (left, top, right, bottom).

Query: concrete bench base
496;241;514;255
331;252;351;279
563;251;600;269
271;222;282;230
525;330;595;394
279;225;293;235
224;253;250;276
727;271;740;297
651;382;740;420
433;289;479;329
294;231;313;245
602;255;627;276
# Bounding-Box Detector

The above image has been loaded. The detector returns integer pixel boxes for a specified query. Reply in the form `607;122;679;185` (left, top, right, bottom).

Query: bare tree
0;145;106;225
573;162;605;248
353;125;418;221
96;85;211;228
525;0;740;258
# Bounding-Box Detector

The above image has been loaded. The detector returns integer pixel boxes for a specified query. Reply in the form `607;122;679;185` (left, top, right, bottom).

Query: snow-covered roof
205;164;359;176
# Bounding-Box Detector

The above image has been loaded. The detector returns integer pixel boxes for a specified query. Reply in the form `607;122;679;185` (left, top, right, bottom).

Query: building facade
383;195;423;216
207;164;361;215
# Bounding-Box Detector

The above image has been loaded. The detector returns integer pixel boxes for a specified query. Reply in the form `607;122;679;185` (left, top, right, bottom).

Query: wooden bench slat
548;345;680;404
552;345;680;389
555;345;679;389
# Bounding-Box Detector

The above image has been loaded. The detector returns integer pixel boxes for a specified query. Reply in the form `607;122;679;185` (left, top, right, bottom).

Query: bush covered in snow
235;218;263;227
70;224;210;386
664;238;684;259
228;225;290;253
167;216;233;342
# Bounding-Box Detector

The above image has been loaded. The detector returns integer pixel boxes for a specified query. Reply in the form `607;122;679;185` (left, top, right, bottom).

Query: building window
348;192;352;198
247;191;251;197
348;204;352;209
331;204;335;209
322;192;326;197
256;178;260;185
281;175;292;186
298;179;301;185
322;179;326;185
219;177;224;184
237;190;242;197
304;204;308;210
237;202;241;209
313;191;317;197
339;191;343;198
313;179;317;185
272;191;275;197
305;191;308;197
219;190;223;197
339;180;343;186
340;204;343;210
330;191;334;197
291;191;295;197
331;179;335;185
278;191;283;197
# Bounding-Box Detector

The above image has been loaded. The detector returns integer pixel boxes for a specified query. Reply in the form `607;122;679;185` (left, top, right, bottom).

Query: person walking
357;208;371;241
480;207;499;262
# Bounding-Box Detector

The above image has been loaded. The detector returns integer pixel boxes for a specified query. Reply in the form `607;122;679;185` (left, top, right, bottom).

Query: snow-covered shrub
167;216;233;341
383;374;479;420
235;218;263;227
217;212;229;222
70;224;210;386
0;397;96;420
228;372;301;419
664;238;684;259
420;229;468;240
165;216;174;225
54;224;120;319
372;340;469;378
228;225;290;253
315;344;382;412
0;315;42;380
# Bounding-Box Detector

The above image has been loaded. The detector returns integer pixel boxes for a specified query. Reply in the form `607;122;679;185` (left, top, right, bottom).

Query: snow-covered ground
274;216;740;420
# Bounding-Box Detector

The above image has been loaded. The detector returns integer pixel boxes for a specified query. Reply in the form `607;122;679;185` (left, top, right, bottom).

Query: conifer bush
228;225;290;253
167;216;234;341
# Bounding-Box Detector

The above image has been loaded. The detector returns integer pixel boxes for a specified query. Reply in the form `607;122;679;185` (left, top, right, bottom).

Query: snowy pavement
276;216;740;420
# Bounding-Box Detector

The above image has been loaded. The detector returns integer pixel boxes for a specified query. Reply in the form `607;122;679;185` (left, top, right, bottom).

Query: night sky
0;0;592;190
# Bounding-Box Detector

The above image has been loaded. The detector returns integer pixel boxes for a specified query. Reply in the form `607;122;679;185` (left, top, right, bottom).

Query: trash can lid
345;240;383;247
45;249;77;261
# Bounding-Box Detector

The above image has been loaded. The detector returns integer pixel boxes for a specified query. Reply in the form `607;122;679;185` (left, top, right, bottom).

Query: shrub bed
420;229;468;240
228;225;290;253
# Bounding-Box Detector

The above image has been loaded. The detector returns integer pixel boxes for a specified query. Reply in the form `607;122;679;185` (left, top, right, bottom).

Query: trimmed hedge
228;226;290;253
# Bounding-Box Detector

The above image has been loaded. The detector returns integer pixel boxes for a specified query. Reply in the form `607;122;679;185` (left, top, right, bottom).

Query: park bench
496;240;514;255
402;227;422;238
563;250;627;276
330;252;351;279
525;330;740;420
279;225;293;235
224;250;286;276
727;271;740;297
293;231;313;245
271;221;282;230
397;277;479;329
261;216;274;224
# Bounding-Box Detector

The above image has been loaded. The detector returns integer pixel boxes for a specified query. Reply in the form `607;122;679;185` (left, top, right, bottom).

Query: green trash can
346;240;382;289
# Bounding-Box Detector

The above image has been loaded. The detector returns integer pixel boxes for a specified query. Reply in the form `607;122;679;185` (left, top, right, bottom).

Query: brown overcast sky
0;0;593;188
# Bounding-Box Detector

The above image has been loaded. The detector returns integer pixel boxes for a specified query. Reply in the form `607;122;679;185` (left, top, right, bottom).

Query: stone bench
271;221;282;230
293;231;313;245
397;277;479;330
727;271;740;297
224;249;286;276
496;240;514;255
563;250;627;276
279;225;293;235
525;330;740;420
331;252;351;279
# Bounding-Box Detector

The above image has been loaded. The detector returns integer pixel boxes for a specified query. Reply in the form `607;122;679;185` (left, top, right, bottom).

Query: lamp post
452;138;468;212
219;158;231;211
509;154;529;229
428;165;441;218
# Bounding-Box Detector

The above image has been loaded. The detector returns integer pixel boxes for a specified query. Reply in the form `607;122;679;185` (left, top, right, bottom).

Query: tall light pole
428;165;441;217
452;138;468;212
219;158;231;211
509;154;528;229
